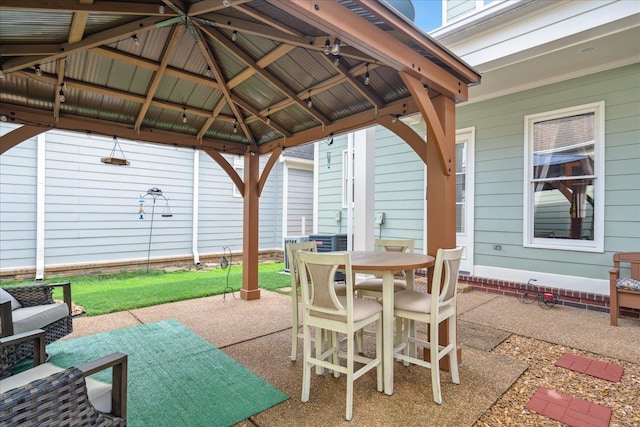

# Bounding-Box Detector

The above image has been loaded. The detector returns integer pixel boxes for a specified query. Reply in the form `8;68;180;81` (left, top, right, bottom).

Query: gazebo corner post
241;151;261;300
425;95;460;371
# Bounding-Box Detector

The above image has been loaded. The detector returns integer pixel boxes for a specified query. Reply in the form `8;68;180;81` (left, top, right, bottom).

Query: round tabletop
348;251;434;271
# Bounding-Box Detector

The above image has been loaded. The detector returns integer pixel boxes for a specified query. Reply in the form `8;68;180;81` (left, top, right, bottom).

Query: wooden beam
0;104;249;155
257;147;282;197
258;97;419;154
0;125;44;155
267;0;469;102
199;25;330;126
1;16;168;73
400;72;451;175
378;115;426;165
195;26;255;142
68;11;89;43
0;0;170;15
135;25;184;132
204;149;244;196
351;0;481;85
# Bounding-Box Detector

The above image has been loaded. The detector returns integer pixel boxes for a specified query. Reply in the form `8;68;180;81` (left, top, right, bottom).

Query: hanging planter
101;136;130;165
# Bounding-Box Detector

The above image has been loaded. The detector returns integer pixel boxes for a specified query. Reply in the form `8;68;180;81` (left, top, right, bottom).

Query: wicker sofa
0;329;127;426
0;282;73;374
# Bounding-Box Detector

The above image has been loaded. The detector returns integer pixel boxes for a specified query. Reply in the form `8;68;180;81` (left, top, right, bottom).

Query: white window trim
523;101;605;252
232;156;243;198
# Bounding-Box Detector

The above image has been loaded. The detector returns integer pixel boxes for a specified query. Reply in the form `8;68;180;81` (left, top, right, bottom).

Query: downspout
35;133;46;280
346;133;354;251
192;149;201;266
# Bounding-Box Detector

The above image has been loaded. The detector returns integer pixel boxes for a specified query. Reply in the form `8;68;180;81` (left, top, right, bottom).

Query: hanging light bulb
266;109;271;125
307;91;312;108
205;65;212;77
334;56;340;66
223;0;232;6
158;4;165;14
59;87;66;103
323;38;331;55
331;38;341;56
35;65;43;76
182;109;187;124
133;35;140;46
392;115;399;123
0;67;5;78
233;120;238;133
232;30;238;42
364;63;370;85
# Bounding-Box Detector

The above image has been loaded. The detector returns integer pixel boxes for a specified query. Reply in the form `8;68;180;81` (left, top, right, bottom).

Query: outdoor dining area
1;247;639;426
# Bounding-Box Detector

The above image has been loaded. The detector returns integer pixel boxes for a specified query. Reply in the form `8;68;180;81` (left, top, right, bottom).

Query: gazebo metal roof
0;0;480;299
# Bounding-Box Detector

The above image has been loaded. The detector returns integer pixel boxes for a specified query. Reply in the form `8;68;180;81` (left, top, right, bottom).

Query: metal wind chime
139;188;173;273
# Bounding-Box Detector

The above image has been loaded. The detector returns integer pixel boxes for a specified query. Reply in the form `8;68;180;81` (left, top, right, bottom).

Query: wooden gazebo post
241;150;260;300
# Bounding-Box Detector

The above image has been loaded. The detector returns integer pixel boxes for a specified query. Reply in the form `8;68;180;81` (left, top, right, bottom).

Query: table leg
382;270;394;395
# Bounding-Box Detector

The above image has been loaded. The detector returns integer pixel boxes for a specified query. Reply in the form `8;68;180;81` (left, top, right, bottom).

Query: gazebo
0;0;481;300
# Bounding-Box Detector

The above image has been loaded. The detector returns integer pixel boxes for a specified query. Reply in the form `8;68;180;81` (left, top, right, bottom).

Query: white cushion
394;290;433;314
10;303;69;334
0;362;112;412
0;288;22;310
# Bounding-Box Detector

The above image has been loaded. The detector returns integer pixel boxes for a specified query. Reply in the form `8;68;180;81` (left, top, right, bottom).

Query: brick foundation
459;274;640;320
0;250;284;282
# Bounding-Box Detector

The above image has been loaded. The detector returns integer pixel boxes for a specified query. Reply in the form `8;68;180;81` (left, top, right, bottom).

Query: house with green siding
314;0;639;312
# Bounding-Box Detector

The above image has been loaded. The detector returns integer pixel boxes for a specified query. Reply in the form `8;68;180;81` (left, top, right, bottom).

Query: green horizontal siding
458;63;640;281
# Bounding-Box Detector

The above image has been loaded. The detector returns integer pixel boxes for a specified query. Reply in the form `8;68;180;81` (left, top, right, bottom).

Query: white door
456;128;475;275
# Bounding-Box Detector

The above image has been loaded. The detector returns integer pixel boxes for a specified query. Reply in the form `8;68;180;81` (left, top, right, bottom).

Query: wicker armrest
78;352;128;419
0;329;46;366
3;282;71;310
0;301;12;337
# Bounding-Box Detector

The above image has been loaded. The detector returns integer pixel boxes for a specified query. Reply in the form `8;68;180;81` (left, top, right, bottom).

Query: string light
233;120;237;133
0;67;5;78
205;65;212;77
133;35;140;46
232;31;238;42
223;0;232;6
334;56;340;66
392;115;399;123
182;109;187;124
331;38;341;56
59;86;66;103
306;90;312;108
324;38;331;55
158;4;165;14
364;63;370;85
35;65;43;76
266;109;271;125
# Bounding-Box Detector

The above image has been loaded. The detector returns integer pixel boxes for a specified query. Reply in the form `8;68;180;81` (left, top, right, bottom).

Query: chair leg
449;317;460;384
291;299;299;361
610;289;618;326
376;318;383;392
301;324;312;403
345;331;355;421
430;321;442;405
315;327;324;375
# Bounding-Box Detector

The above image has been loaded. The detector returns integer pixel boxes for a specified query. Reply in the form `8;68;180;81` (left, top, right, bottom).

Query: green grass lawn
2;262;291;316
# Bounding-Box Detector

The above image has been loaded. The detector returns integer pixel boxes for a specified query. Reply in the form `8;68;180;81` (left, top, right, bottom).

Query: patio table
341;250;435;395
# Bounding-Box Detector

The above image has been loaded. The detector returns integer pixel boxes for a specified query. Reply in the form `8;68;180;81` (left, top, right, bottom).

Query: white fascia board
279;154;314;171
439;0;639;67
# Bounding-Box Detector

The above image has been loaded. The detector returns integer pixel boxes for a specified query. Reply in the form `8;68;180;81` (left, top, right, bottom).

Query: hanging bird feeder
101;136;130;165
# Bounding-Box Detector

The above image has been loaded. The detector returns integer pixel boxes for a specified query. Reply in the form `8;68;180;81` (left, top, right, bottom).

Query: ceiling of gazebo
0;0;480;156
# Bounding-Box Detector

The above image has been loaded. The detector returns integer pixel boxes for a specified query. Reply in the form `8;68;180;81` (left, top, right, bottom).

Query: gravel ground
474;334;639;426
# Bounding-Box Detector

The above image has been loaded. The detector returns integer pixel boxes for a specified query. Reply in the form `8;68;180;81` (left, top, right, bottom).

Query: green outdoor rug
47;319;288;426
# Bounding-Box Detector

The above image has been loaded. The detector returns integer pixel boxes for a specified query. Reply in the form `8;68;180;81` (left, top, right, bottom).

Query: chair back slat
298;251;352;317
286;241;318;290
431;247;464;308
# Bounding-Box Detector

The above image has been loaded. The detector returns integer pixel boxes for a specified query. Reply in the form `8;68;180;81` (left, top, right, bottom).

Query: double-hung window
523;102;605;252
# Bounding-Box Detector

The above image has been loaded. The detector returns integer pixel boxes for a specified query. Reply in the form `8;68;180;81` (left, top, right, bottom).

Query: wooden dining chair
392;246;463;405
297;251;383;421
355;238;415;298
